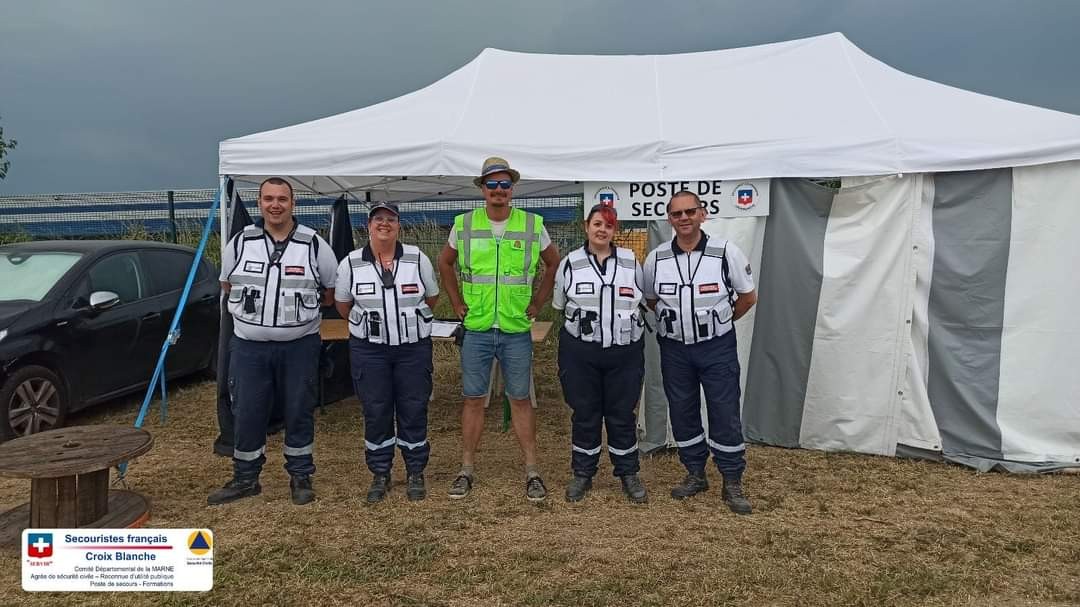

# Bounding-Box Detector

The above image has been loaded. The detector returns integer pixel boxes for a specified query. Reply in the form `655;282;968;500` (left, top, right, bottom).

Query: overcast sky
1;0;1078;195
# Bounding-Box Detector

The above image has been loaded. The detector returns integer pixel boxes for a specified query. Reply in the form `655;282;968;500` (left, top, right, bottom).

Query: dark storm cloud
1;0;1077;194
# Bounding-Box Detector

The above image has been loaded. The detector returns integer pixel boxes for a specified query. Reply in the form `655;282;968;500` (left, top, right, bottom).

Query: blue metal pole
118;184;223;478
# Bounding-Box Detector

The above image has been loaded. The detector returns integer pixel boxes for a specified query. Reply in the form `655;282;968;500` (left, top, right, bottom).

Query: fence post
167;190;177;243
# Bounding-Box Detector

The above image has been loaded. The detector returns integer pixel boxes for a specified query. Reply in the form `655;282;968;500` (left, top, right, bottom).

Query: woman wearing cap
553;204;648;503
334;202;440;503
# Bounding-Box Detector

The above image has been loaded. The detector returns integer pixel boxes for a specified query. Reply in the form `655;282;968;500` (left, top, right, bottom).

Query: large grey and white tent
219;33;1080;472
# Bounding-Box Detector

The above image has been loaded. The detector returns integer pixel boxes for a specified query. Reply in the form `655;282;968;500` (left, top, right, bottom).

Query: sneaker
366;474;391;504
207;478;261;505
620;474;648;504
564;475;592;502
670;471;709;500
721;478;753;515
290;476;315;506
448;473;473;499
526;475;548;502
406;473;426;502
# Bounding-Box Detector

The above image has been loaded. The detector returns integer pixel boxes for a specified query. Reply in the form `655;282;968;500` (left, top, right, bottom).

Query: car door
65;251;157;399
139;249;219;375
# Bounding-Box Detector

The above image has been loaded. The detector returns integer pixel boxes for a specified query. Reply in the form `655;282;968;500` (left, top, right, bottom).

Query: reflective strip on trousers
608;443;639;456
572;443;603;456
675;433;705;448
365;436;397;451
234;446;266;461
707;438;746;453
397;438;428;450
283;443;314;457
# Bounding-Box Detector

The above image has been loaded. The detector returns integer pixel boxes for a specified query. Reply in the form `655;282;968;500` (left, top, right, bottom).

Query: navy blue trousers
657;329;746;480
229;333;320;481
558;328;645;478
349;337;433;475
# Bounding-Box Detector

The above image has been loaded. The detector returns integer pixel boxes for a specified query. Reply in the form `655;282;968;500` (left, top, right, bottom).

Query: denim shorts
461;329;533;400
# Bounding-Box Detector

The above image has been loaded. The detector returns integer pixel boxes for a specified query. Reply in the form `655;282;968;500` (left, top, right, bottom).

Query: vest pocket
694;309;715;340
229;286;264;322
348;308;369;338
416;307;434;340
294;291;321;324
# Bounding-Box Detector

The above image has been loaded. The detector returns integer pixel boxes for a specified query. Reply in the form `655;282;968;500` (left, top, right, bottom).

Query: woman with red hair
553;204;648;503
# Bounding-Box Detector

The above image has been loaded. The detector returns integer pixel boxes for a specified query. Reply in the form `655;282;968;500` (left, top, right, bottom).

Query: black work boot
620;474;648;504
366;474;391;504
207;478;261;505
721;478;753;515
406;473;426;502
564;475;593;502
290;476;315;506
670;471;709;500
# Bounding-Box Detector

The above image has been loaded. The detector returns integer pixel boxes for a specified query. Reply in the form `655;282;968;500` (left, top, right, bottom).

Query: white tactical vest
652;238;736;345
344;243;434;345
226;224;322;335
560;246;645;348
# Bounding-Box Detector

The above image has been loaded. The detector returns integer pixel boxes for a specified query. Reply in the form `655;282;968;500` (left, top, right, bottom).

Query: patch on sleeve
745;263;752;276
243;261;265;274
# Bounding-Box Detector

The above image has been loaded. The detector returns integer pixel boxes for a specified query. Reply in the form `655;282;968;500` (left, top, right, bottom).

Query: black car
0;240;220;440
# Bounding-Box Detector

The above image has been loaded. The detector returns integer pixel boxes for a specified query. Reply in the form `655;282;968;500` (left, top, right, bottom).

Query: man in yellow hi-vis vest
438;157;560;502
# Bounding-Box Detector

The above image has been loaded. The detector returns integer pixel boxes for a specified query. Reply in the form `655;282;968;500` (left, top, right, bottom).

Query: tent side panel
638;221;675;453
997;161;1080;467
896;175;943;452
926;169;1011;463
743;179;835;447
798;175;917;455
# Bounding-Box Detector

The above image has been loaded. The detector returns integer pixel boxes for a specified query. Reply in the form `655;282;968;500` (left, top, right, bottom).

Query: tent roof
219;33;1080;200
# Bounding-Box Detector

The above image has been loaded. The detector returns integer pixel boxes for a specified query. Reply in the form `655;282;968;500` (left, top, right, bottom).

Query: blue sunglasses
484;179;514;190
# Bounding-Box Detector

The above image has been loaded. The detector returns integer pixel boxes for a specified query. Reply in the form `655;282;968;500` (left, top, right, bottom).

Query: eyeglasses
667;206;701;219
484;180;513;190
370;215;399;224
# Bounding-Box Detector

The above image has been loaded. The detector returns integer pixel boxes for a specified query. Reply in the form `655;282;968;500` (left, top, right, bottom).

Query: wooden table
0;425;153;548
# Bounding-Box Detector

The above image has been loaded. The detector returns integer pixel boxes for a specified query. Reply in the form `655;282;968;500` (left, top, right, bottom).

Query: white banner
584;180;770;220
23;529;213;592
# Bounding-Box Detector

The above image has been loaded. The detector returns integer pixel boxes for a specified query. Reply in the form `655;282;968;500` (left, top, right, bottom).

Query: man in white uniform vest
209;177;338;506
643;191;758;514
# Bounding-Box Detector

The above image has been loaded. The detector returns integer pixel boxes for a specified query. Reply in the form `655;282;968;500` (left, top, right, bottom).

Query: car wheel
0;365;69;441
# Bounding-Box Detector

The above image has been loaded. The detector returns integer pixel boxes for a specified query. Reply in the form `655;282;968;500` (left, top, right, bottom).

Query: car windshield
0;251;83;302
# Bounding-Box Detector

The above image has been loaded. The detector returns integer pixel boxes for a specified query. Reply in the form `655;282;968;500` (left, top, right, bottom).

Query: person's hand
453;301;469;320
525;301;540;320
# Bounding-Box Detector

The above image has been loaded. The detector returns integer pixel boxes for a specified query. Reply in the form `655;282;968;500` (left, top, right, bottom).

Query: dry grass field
1;339;1078;606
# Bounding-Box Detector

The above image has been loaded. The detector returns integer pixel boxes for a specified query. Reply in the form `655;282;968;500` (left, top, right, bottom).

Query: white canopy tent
218;33;1080;471
219;32;1080;196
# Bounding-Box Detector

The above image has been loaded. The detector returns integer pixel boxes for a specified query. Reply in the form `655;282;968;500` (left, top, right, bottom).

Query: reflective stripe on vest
652;239;736;344
560;246;644;347
344;243;434;344
455;208;543;333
